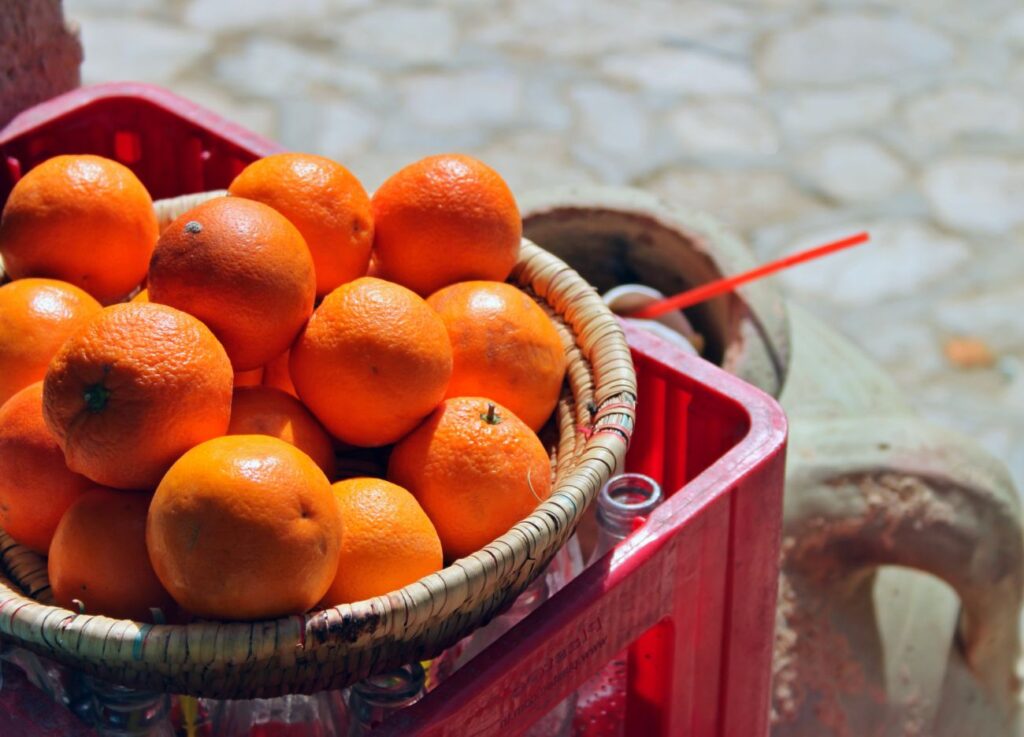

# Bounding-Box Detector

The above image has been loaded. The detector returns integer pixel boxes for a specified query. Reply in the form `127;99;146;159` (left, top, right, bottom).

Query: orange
371;154;521;296
131;288;149;303
0;278;102;407
427;281;566;431
263;350;297;397
388;397;552;560
0;383;92;553
146;435;341;620
228;153;373;297
148;196;316;370
234;367;264;387
320;478;442;606
42;303;234;490
290;277;452;447
49;487;177;622
228;386;334;476
0;154;159;303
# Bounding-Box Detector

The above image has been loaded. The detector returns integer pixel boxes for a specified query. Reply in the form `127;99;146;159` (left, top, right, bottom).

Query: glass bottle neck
588;473;663;566
87;678;173;737
348;662;425;735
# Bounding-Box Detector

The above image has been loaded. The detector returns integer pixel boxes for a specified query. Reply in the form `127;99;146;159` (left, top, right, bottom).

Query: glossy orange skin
388;397;552;561
49;487;177;622
228;386;335;476
0;383;93;553
371;154;521;296
427;281;567;431
0;278;102;407
0;155;159;303
228;153;373;297
146;435;342;620
148;197;316;370
42;303;234;490
320;477;442;606
262;350;298;397
290;277;453;447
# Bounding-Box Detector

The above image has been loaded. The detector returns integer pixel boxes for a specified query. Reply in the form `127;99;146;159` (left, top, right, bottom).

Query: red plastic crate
0;84;788;737
0;82;281;204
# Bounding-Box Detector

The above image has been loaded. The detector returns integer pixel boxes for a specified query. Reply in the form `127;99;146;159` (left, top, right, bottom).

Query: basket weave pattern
0;192;636;697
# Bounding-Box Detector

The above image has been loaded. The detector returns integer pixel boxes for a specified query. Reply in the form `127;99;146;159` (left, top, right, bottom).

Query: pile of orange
0;151;566;623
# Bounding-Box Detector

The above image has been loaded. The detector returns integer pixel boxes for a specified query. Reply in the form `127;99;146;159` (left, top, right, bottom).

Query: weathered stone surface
1002;10;1024;48
778;86;896;138
923;157;1024;233
601;49;759;96
668;100;780;157
473;1;749;58
934;287;1024;349
761;14;954;85
470;133;596;194
903;87;1024;147
646;168;824;232
336;7;457;67
777;221;970;305
398;70;523;130
214;38;380;99
185;0;340;31
568;84;661;183
278;100;377;163
77;17;211;84
801;138;909;203
65;0;165;14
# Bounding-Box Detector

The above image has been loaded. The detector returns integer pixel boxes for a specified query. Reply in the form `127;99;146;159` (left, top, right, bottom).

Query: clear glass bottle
346;662;425;736
201;692;347;737
574;473;663;737
87;677;175;737
587;473;663;567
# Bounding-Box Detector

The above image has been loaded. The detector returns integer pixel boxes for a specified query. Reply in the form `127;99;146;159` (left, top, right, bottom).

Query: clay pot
521;185;790;398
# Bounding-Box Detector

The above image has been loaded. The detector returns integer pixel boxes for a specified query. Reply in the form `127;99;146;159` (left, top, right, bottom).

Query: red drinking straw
629;231;870;319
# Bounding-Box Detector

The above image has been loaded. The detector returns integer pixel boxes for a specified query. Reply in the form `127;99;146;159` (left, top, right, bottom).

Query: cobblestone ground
64;0;1024;492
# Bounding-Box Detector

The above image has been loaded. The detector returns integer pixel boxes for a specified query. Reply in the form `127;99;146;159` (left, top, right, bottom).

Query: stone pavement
64;0;1024;492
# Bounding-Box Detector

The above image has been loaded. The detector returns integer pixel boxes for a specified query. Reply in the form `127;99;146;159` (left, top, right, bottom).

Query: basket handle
783;415;1023;716
154;190;227;228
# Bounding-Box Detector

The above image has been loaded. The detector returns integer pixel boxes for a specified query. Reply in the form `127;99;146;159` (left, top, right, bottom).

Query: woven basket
0;191;636;698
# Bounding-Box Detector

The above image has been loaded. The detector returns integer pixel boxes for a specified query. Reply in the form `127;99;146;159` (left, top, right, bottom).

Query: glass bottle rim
598;473;662;514
353;662;425;700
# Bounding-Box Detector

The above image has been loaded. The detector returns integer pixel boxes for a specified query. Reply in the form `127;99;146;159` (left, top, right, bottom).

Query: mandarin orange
0;155;158;302
148;196;316;370
320;477;442;605
49;487;177;622
388;397;552;560
0;278;102;407
371;154;521;296
427;281;566;431
290;277;452;447
42;303;233;489
146;435;341;620
0;382;93;553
